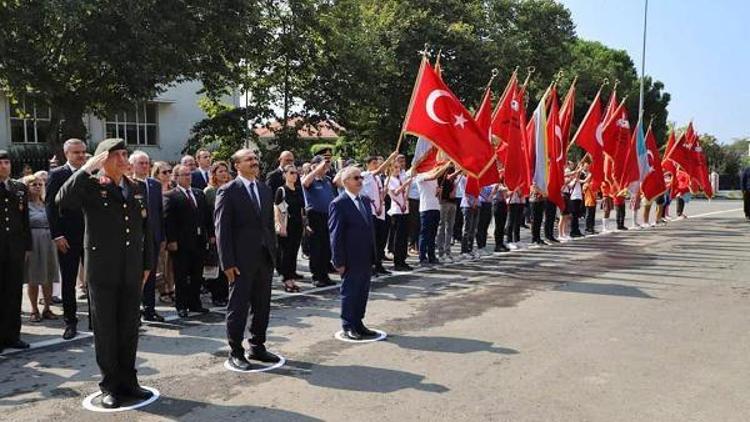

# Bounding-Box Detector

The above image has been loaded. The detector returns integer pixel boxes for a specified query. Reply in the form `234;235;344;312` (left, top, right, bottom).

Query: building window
9;99;52;144
105;102;158;146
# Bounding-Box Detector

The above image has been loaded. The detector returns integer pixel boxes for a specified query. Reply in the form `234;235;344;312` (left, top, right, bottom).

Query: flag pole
394;45;430;153
638;0;649;122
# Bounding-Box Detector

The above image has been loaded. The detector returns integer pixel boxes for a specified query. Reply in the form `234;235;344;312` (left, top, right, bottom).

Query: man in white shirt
387;160;412;271
413;164;449;265
360;153;397;275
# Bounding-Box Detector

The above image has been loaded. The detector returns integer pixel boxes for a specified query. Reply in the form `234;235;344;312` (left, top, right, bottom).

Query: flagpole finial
602;77;610;86
613;79;620;90
513;65;520;74
418;43;430;57
491;68;499;78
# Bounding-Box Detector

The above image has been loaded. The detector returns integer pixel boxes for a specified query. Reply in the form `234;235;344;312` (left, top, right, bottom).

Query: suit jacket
46;163;85;246
328;192;374;272
265;167;285;195
741;167;750;192
144;177;164;244
215;178;276;274
164;186;212;253
191;169;209;190
56;171;152;285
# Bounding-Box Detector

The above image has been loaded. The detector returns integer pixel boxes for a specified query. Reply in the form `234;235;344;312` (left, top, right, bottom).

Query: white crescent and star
555;125;564;162
595;122;604;146
426;89;470;129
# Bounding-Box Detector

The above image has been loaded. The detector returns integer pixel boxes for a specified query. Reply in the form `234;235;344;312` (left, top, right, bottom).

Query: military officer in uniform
0;150;32;352
56;139;152;408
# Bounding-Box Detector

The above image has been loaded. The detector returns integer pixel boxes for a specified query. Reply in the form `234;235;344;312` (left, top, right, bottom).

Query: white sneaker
444;254;454;263
507;243;518;250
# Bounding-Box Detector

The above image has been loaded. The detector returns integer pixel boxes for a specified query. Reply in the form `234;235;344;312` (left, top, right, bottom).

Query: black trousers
744;191;750;218
278;221;303;281
171;247;204;311
307;210;332;282
475;203;493;249
141;241;159;314
58;244;83;326
453;204;464;241
407;199;420;248
226;253;273;357
386;214;395;254
585;205;597;232
616;204;627;228
88;274;142;395
531;201;544;242
373;217;388;268
0;243;24;345
570;199;584;235
676;197;686;216
390;214;409;266
506;203;522;243
493;201;508;249
544;200;557;240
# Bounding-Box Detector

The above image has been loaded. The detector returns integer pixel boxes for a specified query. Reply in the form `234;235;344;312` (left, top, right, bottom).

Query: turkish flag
661;131;678;175
602;103;631;184
502;84;530;194
691;138;713;198
572;89;604;191
667;133;696;176
404;58;495;178
558;80;576;151
546;87;565;211
465;85;500;193
640;124;667;201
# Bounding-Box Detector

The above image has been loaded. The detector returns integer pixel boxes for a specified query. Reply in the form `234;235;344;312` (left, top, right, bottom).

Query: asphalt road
1;199;748;421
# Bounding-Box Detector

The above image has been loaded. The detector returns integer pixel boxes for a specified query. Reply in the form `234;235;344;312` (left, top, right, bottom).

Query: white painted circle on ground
334;329;387;343
224;354;286;373
82;386;160;413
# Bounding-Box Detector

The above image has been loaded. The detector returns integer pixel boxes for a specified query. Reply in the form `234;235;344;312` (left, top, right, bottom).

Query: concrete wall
0;81;239;163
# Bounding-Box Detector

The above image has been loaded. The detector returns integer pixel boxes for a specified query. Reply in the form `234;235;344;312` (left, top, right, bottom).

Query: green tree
0;0;267;157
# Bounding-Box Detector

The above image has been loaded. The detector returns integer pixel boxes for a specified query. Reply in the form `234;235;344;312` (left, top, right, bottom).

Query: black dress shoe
570;232;584;238
143;312;165;322
177;309;189;318
393;263;413;271
227;355;253;371
313;279;336;288
62;325;77;340
359;326;378;337
546;237;560;243
6;339;30;349
189;307;210;314
248;348;281;363
100;393;120;409
343;329;363;341
120;385;153;400
375;266;392;275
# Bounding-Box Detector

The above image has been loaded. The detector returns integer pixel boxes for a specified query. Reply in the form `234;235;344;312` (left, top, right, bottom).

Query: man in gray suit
215;148;279;371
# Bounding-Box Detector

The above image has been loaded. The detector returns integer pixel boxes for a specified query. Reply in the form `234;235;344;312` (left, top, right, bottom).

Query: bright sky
561;0;750;144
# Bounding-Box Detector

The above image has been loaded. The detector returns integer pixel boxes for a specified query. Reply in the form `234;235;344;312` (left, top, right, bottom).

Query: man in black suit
265;150;296;194
164;164;212;318
46;138;87;340
190;149;211;190
216;148;279;371
0;150;32;353
130;150;165;322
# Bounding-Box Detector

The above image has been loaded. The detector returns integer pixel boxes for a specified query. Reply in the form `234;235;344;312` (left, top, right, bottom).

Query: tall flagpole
638;0;649;122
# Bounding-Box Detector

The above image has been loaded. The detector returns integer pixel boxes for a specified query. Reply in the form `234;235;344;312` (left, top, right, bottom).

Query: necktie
248;182;260;209
186;189;196;208
355;196;369;222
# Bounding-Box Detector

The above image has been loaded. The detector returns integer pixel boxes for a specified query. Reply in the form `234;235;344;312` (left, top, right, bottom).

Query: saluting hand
81;151;109;174
225;267;240;283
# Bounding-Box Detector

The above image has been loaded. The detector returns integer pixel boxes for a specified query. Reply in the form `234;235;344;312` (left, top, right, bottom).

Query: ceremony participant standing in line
56;139;153;408
569;164;589;238
583;175;598;234
740;165;750;221
460;187;480;259
216;149;280;371
436;166;459;262
406;168;421;256
475;184;494;255
329;166;378;340
165;165;212;318
529;186;545;247
614;185;628;230
23;174;59;323
204;161;231;306
274;164;304;292
386;160;412;271
302;155;336;287
492;181;510;253
453;173;466;244
152;162;175;304
505;188;523;249
0;151;32;352
266;151;296;194
415;165;449;266
46;138;87;340
191;149;212;190
359;153;397;275
130;151;165;322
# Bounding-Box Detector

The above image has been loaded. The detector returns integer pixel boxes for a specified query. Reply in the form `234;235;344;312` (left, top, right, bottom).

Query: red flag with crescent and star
465;84;500;197
572;89;604;191
546;86;566;211
640;123;667;201
403;58;496;178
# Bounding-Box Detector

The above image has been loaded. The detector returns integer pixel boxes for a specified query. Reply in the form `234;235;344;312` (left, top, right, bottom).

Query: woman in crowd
152;161;176;304
275;164;305;292
22;174;59;322
204;161;231;305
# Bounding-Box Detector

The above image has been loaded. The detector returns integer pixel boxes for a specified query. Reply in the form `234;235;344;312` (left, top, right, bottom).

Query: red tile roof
255;118;343;139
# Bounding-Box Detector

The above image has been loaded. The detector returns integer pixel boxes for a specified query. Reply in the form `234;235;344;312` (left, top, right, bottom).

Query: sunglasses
350;176;364;181
287;171;298;175
160;169;172;174
29;182;43;187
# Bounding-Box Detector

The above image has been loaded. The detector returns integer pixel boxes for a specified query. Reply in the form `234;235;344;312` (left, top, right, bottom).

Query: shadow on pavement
388;335;520;355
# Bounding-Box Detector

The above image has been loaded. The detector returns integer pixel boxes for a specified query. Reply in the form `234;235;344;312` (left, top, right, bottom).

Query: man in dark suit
164;164;212;318
741;165;750;221
190;148;211;190
46;138;87;340
0;150;32;353
329;166;379;340
56;138;153;408
130;150;165;322
216;148;279;371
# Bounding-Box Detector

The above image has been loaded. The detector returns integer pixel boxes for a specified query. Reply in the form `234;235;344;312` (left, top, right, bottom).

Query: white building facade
0;80;239;163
